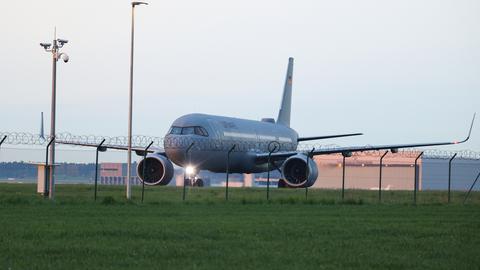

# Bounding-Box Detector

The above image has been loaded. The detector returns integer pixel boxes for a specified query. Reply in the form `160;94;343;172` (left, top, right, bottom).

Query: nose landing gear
186;176;204;187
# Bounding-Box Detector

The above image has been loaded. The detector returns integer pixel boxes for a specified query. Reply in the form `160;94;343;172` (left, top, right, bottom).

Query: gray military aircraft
60;58;475;188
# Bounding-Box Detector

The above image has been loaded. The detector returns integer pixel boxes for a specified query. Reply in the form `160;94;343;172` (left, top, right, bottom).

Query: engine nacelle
136;153;174;186
281;154;318;188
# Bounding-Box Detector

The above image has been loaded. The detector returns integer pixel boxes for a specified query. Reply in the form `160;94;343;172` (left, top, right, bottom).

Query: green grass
0;183;479;269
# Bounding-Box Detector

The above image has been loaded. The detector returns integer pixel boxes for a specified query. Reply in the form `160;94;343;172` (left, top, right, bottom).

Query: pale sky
1;0;479;155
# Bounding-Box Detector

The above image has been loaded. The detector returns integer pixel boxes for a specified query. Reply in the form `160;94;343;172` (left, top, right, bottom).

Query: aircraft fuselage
164;113;298;173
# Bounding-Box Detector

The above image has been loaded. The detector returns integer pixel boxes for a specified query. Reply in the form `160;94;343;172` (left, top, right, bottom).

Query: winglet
457;113;475;144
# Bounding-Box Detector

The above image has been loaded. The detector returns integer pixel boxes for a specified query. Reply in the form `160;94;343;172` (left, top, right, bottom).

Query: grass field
1;183;479;269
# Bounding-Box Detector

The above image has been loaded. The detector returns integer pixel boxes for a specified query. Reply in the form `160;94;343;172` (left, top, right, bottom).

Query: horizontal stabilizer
298;133;363;142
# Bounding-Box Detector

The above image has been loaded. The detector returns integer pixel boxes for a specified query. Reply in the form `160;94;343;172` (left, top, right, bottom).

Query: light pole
127;1;148;199
40;30;69;200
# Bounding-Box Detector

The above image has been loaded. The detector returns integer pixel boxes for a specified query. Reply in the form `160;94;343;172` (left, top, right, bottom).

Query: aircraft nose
164;135;196;151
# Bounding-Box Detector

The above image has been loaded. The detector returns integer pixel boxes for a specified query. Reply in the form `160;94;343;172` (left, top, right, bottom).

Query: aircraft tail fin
277;57;294;127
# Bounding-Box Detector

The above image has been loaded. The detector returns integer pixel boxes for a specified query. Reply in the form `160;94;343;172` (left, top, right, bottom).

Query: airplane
59;57;475;188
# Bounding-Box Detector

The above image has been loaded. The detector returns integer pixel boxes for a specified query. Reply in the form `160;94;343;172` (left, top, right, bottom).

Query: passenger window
194;127;209;137
181;127;195;135
170;127;182;135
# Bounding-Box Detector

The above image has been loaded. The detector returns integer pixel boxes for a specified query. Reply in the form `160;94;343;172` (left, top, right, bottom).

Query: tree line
0;162;96;180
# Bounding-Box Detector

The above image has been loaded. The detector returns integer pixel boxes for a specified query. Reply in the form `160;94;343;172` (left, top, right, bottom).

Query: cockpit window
169;126;182;135
181;127;195;135
169;126;209;137
194;127;209;137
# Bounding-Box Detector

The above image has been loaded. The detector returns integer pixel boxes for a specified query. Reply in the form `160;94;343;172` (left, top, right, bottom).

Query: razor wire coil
1;131;479;160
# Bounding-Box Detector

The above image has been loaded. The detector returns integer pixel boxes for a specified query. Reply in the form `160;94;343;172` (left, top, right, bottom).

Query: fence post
378;151;388;203
141;141;154;203
342;155;346;200
266;142;279;201
0;135;6;169
414;151;424;205
266;152;272;201
183;142;195;201
305;148;315;200
0;135;6;149
341;152;351;201
225;144;236;201
94;139;106;201
463;171;480;204
448;153;457;204
44;138;55;198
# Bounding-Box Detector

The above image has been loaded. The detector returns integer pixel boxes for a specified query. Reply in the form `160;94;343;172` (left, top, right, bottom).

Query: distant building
313;152;421;190
100;162;140;186
422;158;480;190
97;154;480;191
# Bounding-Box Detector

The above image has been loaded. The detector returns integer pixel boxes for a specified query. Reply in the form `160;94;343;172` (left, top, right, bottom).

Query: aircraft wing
256;114;475;162
297;133;363;142
56;140;165;156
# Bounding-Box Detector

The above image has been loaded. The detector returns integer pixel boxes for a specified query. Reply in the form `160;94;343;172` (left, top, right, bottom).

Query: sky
1;0;479;159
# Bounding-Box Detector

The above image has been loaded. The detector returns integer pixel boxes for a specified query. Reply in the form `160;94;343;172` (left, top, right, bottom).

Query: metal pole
142;150;146;202
141;141;154;203
0;136;6;149
183;142;194;201
266;146;277;201
94;139;106;201
265;142;279;201
342;155;346;200
44;138;55;198
127;1;148;200
126;4;136;200
463;171;480;204
48;38;58;200
448;153;457;204
305;148;315;200
267;154;270;201
225;144;236;201
40;29;69;200
0;136;5;178
379;151;388;203
414;151;424;205
305;184;308;199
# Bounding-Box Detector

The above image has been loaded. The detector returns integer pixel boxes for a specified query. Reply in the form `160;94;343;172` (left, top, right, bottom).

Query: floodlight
40;43;51;50
132;1;148;6
57;39;68;45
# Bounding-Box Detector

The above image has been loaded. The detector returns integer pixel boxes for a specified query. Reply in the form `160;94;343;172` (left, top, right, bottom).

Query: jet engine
281;154;318;188
136;153;174;186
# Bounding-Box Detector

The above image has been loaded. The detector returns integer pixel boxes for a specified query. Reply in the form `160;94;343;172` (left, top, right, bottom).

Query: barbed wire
1;131;479;160
0;132;164;149
296;143;480;160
